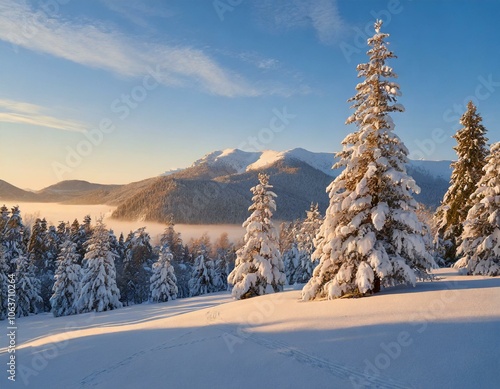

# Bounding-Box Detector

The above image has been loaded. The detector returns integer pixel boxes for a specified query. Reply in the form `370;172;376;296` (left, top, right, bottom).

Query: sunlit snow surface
1;268;499;389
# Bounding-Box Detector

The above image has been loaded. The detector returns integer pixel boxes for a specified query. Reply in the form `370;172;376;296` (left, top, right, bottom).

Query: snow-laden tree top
303;20;435;301
228;173;285;299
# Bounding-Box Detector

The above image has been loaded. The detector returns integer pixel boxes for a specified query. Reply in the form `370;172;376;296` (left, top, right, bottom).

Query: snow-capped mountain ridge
191;148;336;177
191;147;452;180
191;149;262;174
1;148;452;224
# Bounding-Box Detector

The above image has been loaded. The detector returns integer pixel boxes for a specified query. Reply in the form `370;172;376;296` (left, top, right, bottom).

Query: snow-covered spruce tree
28;218;48;270
150;245;178;302
76;219;122;313
283;243;314;285
172;260;192;299
50;240;81;317
3;206;26;272
455;142;500;276
283;217;321;285
28;218;57;312
283;243;300;285
0;205;9;232
160;221;185;260
228;173;285;299
212;256;228;291
434;101;489;264
0;245;9;320
123;227;153;304
278;221;297;254
212;232;235;291
188;253;213;297
293;203;323;283
15;253;42;317
302;20;435;301
56;221;70;242
297;203;323;255
289;245;316;285
70;218;86;263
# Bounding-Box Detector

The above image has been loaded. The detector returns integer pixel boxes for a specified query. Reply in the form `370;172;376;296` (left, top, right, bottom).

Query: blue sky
1;0;499;189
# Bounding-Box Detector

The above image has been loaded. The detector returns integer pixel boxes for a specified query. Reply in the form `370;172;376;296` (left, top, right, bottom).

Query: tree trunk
373;273;381;294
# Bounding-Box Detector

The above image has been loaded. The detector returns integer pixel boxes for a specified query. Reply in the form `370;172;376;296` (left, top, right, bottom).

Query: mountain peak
188;148;452;182
192;148;261;174
39;180;119;194
189;148;336;176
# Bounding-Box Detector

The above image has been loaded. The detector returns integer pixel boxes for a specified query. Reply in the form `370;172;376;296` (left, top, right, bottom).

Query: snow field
1;268;499;389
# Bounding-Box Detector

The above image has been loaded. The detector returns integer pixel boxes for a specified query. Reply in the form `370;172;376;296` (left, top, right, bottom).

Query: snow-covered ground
1;268;499;389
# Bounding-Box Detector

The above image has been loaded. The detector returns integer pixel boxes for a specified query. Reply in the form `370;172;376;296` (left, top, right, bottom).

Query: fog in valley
6;202;245;244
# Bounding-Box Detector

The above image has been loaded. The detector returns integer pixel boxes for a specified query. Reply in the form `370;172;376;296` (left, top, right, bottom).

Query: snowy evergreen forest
1;20;499;321
0;199;323;319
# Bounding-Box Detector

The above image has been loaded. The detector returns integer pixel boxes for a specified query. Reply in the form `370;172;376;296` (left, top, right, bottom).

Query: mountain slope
0;180;123;203
37;180;121;202
112;158;332;224
0;179;37;201
2;148;452;223
113;148;451;224
62;178;155;205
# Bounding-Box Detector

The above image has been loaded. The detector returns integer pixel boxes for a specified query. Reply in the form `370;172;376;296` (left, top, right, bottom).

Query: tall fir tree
28;218;47;271
455;142;500;276
50;240;81;317
0;245;8;320
1;207;14;319
56;221;70;242
292;203;323;283
212;233;234;291
28;218;56;311
297;203;323;256
302;21;435;301
278;221;297;254
43;223;59;312
188;253;214;297
76;219;122;313
189;233;213;263
15;253;42;317
114;232;128;304
160;221;185;260
70;218;87;264
0;205;9;233
171;260;192;299
150;245;178;302
434;101;489;264
283;243;301;285
123;227;153;304
228;173;285;299
82;215;92;236
3;206;26;272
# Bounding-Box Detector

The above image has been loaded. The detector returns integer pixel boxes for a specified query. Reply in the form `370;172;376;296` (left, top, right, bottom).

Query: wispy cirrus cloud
253;0;347;45
102;0;174;28
0;98;87;133
238;52;280;70
0;1;265;97
212;48;312;96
